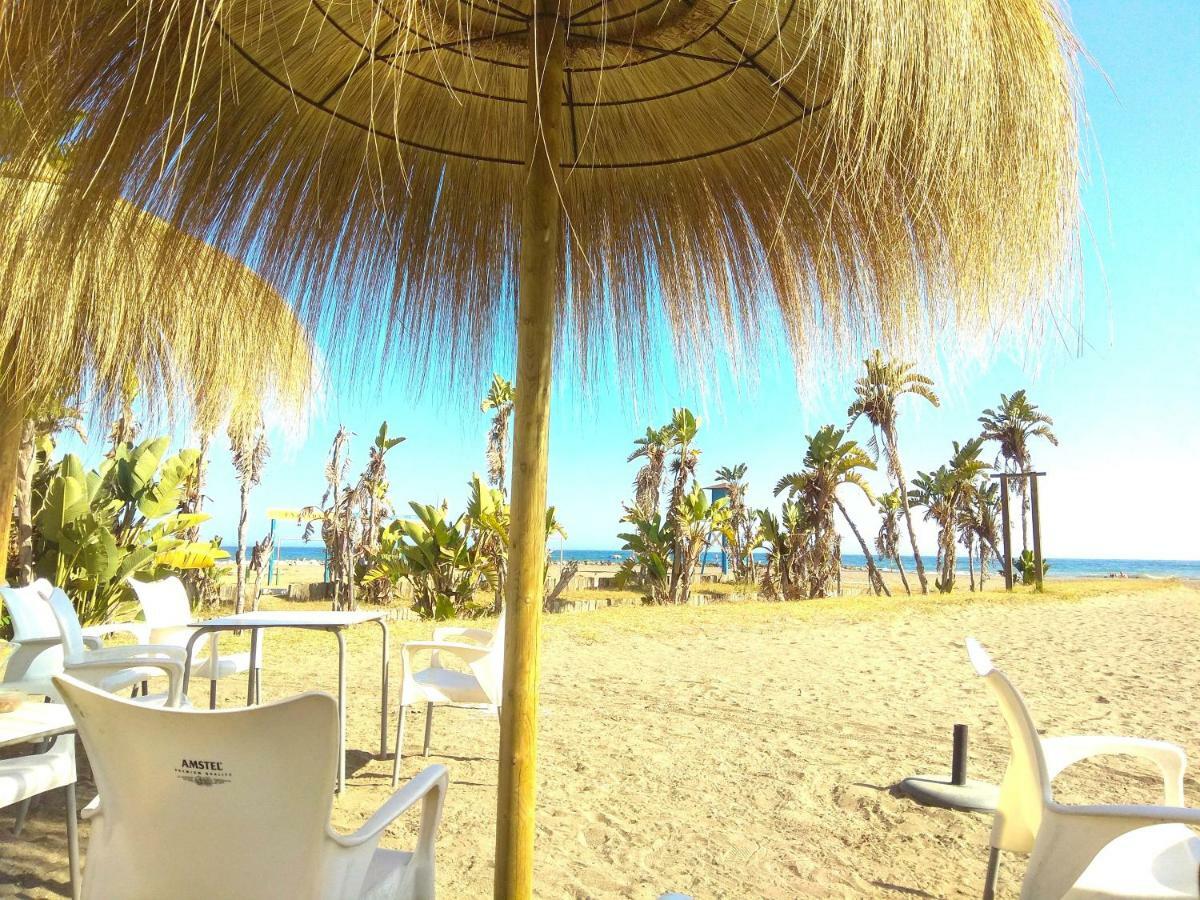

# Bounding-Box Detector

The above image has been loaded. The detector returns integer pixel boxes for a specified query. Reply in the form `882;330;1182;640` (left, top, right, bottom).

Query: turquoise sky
138;1;1198;560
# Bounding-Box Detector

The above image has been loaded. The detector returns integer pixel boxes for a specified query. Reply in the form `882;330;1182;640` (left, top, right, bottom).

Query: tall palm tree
627;425;670;517
978;390;1058;551
714;462;753;581
665;409;700;604
776;426;889;597
875;489;911;595
481;375;515;496
847;350;940;594
229;415;270;615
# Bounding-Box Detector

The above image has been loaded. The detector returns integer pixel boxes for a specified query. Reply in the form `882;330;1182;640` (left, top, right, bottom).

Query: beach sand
4;579;1200;898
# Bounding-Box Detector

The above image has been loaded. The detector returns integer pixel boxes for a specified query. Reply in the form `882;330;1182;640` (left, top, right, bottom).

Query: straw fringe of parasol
0;0;1081;389
0;173;314;576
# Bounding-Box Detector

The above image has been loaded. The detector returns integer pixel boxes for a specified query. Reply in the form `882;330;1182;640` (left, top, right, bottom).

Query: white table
0;701;74;748
1;702;80;899
182;611;391;792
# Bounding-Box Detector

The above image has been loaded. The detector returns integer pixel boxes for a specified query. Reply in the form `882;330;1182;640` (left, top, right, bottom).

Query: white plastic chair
393;608;505;787
0;734;80;899
967;637;1200;899
53;674;449;899
1;579;64;697
44;588;187;707
126;576;258;709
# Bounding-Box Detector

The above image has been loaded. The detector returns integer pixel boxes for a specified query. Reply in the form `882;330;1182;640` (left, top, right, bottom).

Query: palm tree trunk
888;441;928;594
894;552;911;595
835;499;890;597
966;537;976;591
1020;485;1030;554
235;483;249;614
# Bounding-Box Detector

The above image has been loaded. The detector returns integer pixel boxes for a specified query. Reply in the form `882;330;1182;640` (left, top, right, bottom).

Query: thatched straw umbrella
0;172;313;578
0;1;1082;892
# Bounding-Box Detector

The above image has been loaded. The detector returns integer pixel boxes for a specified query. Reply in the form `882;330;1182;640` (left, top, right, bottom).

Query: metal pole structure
1029;473;1044;592
267;517;278;585
998;474;1013;590
495;4;565;896
951;724;969;786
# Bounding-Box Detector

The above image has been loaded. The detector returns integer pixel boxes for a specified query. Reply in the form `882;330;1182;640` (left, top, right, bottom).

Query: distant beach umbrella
0;1;1084;893
0;173;314;577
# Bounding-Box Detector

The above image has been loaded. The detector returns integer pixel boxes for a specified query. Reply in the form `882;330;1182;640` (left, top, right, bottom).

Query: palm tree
776;426;889;597
714;462;753;582
910;438;989;592
875;489;911;595
978;390;1058;553
229;415;270;615
481;375;515;495
627;425;670;517
665;409;700;604
963;478;1001;589
847;350;940;594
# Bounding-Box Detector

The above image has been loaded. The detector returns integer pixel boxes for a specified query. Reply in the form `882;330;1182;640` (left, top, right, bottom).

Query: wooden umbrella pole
0;394;25;583
495;3;566;897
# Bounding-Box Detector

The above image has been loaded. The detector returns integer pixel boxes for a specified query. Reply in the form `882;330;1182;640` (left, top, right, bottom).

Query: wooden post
0;395;25;584
495;4;565;897
1029;473;1044;592
999;474;1013;591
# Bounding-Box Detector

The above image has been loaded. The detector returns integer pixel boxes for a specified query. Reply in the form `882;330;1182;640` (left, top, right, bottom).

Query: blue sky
93;1;1200;560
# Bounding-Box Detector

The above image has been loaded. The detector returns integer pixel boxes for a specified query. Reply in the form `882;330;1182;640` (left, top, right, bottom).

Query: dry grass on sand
4;579;1200;898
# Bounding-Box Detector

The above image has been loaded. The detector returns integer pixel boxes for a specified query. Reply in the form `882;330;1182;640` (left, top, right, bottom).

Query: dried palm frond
0;0;1083;393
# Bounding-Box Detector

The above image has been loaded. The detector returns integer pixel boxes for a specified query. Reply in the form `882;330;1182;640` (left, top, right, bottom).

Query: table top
0;702;74;748
190;610;391;630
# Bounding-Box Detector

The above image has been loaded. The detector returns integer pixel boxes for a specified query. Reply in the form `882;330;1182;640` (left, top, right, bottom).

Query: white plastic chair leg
13;796;30;836
65;782;80;900
392;705;408;789
982;846;1000;899
423;703;434;757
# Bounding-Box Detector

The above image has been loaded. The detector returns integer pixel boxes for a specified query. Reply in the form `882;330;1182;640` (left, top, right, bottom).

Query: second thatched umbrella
0;172;313;577
1;0;1082;893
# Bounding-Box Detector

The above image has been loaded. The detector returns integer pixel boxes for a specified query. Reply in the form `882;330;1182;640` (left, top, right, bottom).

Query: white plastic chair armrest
78;644;188;665
81;622;152;644
402;641;491;665
329;765;449;849
1043;735;1188;806
8;635;61;652
431;626;493;645
67;649;186;705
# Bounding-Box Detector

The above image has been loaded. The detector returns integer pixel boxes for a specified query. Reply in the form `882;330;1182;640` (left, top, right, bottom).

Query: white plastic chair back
966;637;1051;853
44;588;89;663
0;579;63;686
127;576;191;645
476;604;505;706
54;676;363;899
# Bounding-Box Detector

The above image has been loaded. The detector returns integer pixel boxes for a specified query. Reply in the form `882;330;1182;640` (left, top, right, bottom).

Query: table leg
335;628;347;794
246;629;260;707
182;628;209;699
208;631;220;709
377;618;390;758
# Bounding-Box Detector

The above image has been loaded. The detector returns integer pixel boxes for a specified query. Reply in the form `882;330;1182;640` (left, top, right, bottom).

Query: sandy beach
4;579;1200;898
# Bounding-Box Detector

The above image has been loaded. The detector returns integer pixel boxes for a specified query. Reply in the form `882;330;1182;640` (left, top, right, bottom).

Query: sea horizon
224;544;1200;581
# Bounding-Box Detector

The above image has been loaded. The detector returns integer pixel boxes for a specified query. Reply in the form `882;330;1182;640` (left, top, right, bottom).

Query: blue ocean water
230;544;1200;580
